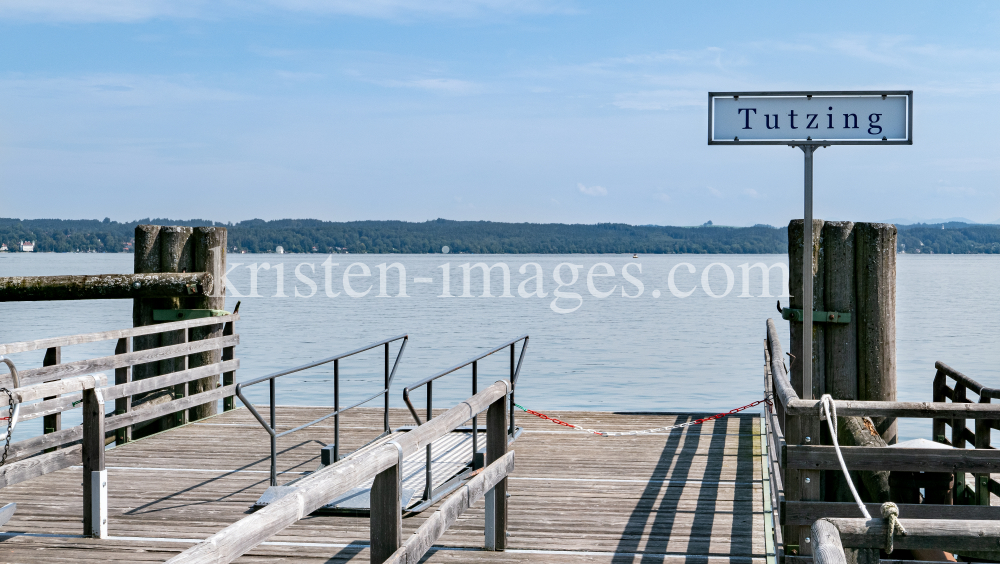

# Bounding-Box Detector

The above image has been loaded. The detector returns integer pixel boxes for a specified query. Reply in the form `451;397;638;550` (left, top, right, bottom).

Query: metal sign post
708;91;912;399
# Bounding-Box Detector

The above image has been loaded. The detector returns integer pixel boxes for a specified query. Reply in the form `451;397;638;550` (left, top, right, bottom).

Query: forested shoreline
0;217;997;254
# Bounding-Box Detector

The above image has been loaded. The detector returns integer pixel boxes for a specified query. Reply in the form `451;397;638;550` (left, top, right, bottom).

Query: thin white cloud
0;0;205;22
578;183;607;196
0;0;575;22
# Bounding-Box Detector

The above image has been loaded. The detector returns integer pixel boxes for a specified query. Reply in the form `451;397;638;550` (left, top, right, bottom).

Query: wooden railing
763;318;1000;562
0;313;240;534
933;361;1000;505
167;380;513;564
812;518;1000;564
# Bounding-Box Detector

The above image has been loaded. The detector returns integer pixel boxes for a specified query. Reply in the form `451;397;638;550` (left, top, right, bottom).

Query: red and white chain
514;396;772;437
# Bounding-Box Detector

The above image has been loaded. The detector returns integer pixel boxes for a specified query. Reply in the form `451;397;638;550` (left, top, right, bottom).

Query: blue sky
1;1;999;226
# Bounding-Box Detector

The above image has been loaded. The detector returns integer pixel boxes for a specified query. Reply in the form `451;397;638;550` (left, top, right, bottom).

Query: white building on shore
20;241;35;252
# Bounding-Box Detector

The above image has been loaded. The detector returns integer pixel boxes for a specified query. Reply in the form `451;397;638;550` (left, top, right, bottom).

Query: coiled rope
819;394;905;553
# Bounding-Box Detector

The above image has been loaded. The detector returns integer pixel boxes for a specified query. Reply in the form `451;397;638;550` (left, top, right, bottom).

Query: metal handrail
402;335;528;504
235;334;408;486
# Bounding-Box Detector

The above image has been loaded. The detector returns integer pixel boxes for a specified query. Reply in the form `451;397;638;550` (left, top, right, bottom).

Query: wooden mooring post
133;225;228;432
786;219;897;561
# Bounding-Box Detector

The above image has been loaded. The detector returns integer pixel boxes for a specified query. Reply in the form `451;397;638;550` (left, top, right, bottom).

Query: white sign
708;91;912;145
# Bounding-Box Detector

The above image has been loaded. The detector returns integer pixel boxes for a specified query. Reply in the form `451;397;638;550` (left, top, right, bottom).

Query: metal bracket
153;309;230;321
777;301;850;324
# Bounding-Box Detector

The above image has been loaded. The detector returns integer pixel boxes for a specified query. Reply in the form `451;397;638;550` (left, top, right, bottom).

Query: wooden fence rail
812;517;1000;564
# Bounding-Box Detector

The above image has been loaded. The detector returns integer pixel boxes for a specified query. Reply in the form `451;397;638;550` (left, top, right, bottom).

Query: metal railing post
509;343;515;437
270;377;277;486
334;358;340;463
472;360;478;465
425;380;433;500
384;342;390;434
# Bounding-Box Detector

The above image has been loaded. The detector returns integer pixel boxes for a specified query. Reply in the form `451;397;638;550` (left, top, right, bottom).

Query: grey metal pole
802;145;815;400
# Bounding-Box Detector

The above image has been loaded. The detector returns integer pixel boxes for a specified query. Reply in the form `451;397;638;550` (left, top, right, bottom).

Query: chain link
0;387;12;466
515;395;773;437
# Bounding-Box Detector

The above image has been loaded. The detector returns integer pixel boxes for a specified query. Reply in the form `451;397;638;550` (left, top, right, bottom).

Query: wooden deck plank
0;407;765;563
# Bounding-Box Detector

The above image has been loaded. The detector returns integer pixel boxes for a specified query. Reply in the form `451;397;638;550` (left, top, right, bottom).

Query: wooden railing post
485;391;508;551
932;369;947;444
974;396;991;505
82;386;107;538
953;382;967;504
115;338;132;444
370;444;402;564
222;317;236;411
42;346;61;452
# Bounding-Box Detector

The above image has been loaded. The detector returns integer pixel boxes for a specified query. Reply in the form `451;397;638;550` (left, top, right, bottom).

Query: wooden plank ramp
0;407;765;563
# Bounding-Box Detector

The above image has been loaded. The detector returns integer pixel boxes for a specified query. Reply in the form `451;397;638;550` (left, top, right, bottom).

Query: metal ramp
254;427;509;514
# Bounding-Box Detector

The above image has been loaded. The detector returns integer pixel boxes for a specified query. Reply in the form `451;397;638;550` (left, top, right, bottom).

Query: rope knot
880;502;906;554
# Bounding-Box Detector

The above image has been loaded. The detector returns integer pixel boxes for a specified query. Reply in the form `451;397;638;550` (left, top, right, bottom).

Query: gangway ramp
254;428;488;513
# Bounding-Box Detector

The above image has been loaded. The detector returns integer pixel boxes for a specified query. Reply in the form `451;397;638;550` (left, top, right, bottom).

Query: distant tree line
0;217;787;254
1;217;998;254
896;223;1000;254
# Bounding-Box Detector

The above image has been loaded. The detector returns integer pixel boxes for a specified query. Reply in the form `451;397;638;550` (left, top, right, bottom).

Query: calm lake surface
1;253;997;442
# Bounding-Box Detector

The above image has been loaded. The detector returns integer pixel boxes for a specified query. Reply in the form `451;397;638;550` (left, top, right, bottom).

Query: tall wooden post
82;387;107;538
854;223;897;444
133;225;162;385
789;219;826;399
188;227;226;421
159;226;194;426
485;393;508;551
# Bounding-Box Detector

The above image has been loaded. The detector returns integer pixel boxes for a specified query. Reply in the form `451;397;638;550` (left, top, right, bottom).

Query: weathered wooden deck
0;407;766;563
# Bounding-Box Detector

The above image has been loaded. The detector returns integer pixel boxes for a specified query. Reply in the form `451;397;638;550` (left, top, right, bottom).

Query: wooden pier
0;407;767;563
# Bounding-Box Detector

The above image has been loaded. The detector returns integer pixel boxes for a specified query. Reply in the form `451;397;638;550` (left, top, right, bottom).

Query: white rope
819;394;871;519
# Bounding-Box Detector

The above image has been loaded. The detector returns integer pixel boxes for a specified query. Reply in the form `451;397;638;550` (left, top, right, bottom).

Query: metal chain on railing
0;388;12;467
514;394;773;437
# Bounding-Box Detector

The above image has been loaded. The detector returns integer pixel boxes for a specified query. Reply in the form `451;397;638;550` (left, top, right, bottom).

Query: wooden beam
812;519;847;564
786;445;1000;473
384;452;516;564
828;518;1000;551
783;501;1000;525
7;383;238;460
0;444;82;489
0;272;214;302
17;334;238;386
785;398;1000;419
12;374;106;403
17;360;238;422
0;312;238;355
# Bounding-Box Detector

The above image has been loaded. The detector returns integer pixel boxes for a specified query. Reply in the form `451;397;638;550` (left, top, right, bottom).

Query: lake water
1;253;998;443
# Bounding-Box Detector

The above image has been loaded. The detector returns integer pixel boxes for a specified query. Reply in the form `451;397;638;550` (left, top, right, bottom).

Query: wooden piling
789;219;826;399
187;227;226;421
133;225;162;385
854;222;897;444
823;221;858;401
